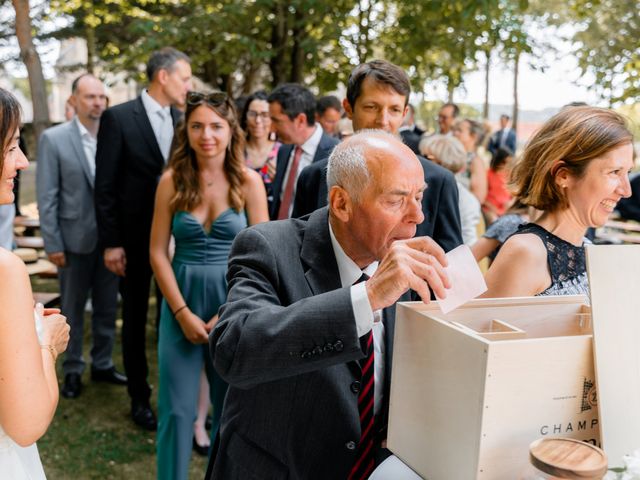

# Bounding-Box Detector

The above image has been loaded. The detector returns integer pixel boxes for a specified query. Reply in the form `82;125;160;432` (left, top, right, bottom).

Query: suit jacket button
345;441;356;451
350;381;361;394
334;340;344;352
312;346;323;356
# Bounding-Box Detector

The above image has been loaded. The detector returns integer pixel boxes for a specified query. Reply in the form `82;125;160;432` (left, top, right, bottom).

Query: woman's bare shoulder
0;248;28;273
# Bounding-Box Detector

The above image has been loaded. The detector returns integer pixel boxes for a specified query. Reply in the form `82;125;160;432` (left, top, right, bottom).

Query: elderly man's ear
329;186;353;222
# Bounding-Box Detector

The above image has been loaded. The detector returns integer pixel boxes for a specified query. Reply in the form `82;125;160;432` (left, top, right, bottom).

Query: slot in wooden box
387;295;598;480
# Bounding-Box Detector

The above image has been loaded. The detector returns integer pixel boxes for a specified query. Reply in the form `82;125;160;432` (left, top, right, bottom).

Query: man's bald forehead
339;129;401;154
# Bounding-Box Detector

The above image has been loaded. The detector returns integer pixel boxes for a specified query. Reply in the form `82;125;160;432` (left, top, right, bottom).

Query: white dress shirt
74;117;97;178
280;124;324;217
329;222;385;415
140;89;173;162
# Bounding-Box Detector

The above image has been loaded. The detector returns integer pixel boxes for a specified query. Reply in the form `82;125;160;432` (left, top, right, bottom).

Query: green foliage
381;0;534;98
566;0;640;104
10;0;639;104
47;0;359;94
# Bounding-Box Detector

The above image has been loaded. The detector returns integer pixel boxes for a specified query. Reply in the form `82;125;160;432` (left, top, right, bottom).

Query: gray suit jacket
36;120;98;254
209;207;404;480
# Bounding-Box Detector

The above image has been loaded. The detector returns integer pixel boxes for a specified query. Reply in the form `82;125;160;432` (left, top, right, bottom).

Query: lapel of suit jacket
299;208;363;378
299;207;341;295
132;96;164;164
312;133;335;163
68;120;95;189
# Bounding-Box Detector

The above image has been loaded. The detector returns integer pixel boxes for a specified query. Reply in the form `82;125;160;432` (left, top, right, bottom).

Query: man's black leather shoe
61;373;82;399
131;402;157;431
91;366;128;385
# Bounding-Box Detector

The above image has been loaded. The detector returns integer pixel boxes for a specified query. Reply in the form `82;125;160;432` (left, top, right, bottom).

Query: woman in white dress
0;88;70;478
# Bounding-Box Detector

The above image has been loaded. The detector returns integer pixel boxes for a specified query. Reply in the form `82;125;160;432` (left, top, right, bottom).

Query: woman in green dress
150;91;268;480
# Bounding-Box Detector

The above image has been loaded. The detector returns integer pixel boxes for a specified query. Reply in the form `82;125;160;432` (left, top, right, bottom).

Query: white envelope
435;244;487;314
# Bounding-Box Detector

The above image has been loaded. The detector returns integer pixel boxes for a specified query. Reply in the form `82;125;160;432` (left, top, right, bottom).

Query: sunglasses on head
187;91;229;107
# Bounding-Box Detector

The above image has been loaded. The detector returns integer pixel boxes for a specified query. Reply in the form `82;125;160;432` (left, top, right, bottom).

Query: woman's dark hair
490;147;513;171
0;88;21;173
240;90;269;134
168;92;246;213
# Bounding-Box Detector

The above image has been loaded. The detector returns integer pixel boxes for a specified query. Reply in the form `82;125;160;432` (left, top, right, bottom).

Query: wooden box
387;296;598;480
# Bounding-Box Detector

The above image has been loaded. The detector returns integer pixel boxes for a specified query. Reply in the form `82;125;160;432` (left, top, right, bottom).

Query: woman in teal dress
150;91;268;480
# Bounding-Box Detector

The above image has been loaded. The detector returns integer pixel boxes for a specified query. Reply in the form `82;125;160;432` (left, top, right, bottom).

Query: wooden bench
15;236;45;249
33;292;61;308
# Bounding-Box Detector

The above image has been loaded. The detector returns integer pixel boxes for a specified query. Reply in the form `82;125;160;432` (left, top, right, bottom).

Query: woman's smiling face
562;142;634;228
1;128;28;205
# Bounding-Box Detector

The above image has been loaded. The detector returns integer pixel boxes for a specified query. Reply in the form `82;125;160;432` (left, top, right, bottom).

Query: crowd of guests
0;44;635;480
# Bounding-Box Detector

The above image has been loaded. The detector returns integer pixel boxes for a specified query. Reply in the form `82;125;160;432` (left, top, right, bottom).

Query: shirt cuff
351;283;376;338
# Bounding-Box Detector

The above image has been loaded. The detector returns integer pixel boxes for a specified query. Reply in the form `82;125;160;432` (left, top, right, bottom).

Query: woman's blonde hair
168;94;246;213
419;134;467;174
511;106;633;212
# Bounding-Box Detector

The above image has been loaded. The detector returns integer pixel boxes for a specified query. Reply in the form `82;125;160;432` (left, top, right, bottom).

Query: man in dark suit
399;104;424;155
488;114;517;156
267;83;339;220
292;60;463;253
207;131;450;479
95;47;192;430
316;95;342;137
37;74;125;399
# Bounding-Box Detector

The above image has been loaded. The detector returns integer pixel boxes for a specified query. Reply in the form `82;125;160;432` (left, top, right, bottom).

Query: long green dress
157;208;247;480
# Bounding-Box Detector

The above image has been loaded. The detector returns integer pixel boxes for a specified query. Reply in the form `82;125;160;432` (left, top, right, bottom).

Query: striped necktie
349;273;376;480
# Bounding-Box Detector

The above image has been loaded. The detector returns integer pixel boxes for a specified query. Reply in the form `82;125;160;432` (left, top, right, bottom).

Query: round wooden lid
529;438;608;479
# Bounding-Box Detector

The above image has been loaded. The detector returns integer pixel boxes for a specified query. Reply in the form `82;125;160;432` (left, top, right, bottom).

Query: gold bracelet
40;344;58;361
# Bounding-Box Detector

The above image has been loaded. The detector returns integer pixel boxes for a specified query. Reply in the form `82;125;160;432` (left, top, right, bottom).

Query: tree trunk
483;50;490;120
289;8;305;83
447;77;455;103
12;0;50;144
512;50;520;132
269;0;287;87
357;0;374;64
86;26;96;74
241;59;260;95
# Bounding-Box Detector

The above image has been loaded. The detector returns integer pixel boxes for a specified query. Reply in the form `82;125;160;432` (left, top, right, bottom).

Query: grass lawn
21;165;209;479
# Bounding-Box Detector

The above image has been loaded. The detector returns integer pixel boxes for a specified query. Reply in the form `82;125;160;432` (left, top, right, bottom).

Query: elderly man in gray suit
208;130;451;479
37;74;126;399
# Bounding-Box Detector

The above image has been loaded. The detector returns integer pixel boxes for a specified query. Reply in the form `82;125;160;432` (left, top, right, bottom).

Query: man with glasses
95;47;192;430
437;102;459;135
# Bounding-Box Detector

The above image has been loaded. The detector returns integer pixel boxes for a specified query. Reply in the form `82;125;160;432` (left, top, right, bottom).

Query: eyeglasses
187;91;229;107
247;111;270;121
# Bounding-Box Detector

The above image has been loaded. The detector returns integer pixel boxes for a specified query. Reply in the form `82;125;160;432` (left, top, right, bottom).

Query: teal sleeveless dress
157;208;247;480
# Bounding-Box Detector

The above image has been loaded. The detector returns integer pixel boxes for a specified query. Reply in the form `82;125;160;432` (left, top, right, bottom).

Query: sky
457;52;602;111
420;23;605;112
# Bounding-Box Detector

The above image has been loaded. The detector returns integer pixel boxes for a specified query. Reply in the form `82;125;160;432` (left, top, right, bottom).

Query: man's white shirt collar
141;89;170;117
299;124;323;157
74;116;93;140
328;221;378;287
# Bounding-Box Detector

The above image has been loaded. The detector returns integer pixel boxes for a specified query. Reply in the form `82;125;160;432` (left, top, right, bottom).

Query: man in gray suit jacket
208;131;450;479
37;74;126;399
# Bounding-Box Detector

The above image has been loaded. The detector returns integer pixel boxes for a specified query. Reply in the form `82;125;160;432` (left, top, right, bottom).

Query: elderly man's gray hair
326;129;398;202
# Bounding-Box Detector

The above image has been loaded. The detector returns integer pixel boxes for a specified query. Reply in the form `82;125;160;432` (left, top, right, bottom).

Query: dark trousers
60;248;119;375
120;243;161;404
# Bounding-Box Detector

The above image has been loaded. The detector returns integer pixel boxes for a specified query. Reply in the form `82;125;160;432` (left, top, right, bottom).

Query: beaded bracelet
40;344;57;361
173;305;188;316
